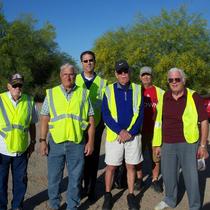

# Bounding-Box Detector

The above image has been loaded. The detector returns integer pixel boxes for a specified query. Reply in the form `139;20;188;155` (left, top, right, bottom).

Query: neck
84;71;94;78
172;90;184;100
143;83;152;89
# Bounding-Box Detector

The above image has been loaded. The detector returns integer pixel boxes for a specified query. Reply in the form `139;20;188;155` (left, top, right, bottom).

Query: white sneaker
154;201;170;210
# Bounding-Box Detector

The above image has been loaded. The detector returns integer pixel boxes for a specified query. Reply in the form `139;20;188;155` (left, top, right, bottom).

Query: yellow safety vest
47;85;90;144
0;92;34;153
153;88;199;146
76;74;107;126
104;83;142;142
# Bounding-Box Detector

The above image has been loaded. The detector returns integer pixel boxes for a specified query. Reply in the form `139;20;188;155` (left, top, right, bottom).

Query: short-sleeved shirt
40;84;94;116
162;89;208;143
0;91;38;156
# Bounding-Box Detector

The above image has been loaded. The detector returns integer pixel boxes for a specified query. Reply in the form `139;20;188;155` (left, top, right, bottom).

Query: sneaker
151;180;163;193
127;193;139;210
154;201;170;210
134;179;144;191
102;192;113;210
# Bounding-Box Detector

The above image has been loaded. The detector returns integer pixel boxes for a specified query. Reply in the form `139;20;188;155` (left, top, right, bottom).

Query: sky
2;0;210;64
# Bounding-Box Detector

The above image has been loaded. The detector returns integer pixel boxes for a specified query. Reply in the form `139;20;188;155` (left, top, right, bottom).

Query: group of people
0;50;209;210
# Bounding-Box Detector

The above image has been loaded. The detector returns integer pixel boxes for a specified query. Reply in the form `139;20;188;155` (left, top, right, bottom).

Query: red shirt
142;85;158;134
162;89;208;143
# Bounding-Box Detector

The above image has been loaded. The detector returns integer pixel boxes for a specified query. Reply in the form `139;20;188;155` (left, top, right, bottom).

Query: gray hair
60;63;77;74
168;67;186;82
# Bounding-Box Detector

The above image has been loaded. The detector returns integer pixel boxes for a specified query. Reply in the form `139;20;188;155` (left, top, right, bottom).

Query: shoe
102;192;113;210
88;192;96;203
151;180;163;193
134;179;144;191
127;193;139;210
154;201;170;210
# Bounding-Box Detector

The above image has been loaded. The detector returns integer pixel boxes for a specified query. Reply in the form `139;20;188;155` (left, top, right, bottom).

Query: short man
154;68;209;210
76;51;107;201
135;66;164;192
102;60;144;210
39;64;95;210
0;73;38;210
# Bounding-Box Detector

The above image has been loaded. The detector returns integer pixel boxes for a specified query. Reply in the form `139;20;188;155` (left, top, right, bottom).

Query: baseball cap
9;73;24;85
115;60;130;72
140;66;152;76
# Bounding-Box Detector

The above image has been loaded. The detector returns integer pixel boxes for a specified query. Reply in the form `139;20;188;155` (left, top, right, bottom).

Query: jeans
161;142;200;210
47;139;85;210
0;152;28;210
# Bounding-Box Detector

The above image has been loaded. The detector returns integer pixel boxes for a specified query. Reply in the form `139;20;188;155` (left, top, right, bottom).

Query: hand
118;129;131;143
39;141;48;156
154;146;161;158
197;146;209;159
84;142;94;156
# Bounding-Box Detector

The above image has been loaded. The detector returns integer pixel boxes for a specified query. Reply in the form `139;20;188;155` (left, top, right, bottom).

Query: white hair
168;67;186;82
60;63;77;74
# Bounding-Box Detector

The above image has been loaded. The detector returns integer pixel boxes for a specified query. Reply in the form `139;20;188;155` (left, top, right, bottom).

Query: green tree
0;10;77;100
93;6;210;93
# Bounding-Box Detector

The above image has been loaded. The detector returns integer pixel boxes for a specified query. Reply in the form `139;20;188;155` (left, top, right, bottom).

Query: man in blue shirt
102;60;144;210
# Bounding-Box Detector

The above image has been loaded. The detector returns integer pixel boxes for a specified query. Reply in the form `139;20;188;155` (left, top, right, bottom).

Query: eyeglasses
12;84;23;88
82;59;94;63
168;78;181;83
117;69;129;74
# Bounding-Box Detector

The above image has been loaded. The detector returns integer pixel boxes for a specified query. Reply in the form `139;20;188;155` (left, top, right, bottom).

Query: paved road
7;124;210;210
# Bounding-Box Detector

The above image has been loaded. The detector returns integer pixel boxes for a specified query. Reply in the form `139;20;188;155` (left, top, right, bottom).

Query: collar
116;82;132;90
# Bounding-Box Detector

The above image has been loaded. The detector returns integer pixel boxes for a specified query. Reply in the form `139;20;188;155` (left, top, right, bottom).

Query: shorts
105;134;143;166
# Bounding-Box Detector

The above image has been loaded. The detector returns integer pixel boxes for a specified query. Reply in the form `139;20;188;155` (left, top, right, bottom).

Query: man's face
60;67;76;89
140;73;152;87
7;83;23;100
115;69;130;85
168;71;185;93
81;53;95;74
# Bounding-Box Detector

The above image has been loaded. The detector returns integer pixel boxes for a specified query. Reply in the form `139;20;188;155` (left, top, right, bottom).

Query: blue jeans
161;142;200;210
47;139;85;210
0;152;28;210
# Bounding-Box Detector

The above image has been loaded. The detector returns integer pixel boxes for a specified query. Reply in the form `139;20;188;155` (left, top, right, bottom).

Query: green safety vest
47;85;90;144
76;74;107;126
0;92;33;153
153;88;199;146
104;83;142;142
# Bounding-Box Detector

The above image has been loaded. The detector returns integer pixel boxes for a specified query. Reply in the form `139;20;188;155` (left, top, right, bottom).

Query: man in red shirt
135;67;164;193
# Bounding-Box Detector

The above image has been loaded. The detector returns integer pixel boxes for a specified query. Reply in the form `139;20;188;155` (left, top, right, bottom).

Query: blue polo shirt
102;82;144;136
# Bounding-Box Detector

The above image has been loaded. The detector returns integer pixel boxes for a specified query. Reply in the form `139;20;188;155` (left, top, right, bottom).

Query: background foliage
93;6;210;94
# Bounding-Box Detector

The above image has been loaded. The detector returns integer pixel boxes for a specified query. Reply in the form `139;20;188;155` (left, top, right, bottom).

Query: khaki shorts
105;134;143;166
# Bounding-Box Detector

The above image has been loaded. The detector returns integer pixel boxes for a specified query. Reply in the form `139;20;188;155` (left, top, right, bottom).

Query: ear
7;83;11;90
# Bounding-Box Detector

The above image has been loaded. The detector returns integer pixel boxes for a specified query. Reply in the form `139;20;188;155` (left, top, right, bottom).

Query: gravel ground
7;120;210;210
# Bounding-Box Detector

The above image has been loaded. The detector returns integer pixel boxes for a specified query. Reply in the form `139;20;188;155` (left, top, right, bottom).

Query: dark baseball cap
115;60;130;72
9;73;24;85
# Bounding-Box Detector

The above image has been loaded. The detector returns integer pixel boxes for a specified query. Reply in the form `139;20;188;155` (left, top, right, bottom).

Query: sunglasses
82;59;94;63
168;78;181;83
117;69;129;74
12;84;23;88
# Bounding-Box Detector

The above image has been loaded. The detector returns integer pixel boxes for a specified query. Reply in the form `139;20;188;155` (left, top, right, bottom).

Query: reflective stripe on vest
76;74;107;126
152;88;199;146
47;86;89;144
105;83;142;142
0;93;33;152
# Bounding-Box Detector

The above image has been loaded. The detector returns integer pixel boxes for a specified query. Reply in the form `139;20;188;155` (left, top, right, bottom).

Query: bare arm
39;115;50;156
84;115;95;156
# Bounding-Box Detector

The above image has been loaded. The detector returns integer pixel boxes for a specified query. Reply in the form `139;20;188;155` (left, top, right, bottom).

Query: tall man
135;66;164;192
154;68;209;210
39;63;95;210
0;73;38;210
76;51;107;201
102;60;144;210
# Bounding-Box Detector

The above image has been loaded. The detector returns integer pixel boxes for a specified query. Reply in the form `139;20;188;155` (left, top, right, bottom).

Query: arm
84;115;95;156
27;123;36;158
197;119;209;159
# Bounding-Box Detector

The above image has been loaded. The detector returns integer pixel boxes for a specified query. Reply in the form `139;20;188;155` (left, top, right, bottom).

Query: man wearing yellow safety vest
135;66;164;193
39;64;95;210
102;60;144;210
154;68;209;210
76;51;107;202
0;73;38;210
